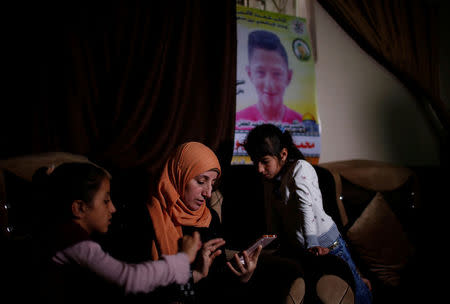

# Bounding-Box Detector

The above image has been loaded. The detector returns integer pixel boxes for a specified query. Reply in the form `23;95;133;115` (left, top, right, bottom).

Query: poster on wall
233;5;320;165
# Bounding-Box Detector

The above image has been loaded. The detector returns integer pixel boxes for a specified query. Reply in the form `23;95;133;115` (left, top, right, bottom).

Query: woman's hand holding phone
226;235;276;282
226;245;262;283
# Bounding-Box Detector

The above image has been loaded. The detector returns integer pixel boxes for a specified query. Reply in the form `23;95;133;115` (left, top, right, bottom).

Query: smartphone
230;234;277;265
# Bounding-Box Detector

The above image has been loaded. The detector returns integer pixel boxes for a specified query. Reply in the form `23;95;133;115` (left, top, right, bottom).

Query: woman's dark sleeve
192;209;249;304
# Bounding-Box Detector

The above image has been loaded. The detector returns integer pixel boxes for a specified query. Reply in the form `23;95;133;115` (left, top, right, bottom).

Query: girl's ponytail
280;129;305;163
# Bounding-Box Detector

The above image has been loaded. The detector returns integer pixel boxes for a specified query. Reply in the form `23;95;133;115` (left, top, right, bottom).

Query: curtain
317;0;450;138
2;0;237;178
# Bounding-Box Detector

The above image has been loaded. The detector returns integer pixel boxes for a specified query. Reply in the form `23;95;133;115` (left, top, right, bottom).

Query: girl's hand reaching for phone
192;237;226;283
180;231;202;263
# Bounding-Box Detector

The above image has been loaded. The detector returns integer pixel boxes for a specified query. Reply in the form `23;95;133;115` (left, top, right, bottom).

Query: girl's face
254;148;288;180
79;178;116;234
183;170;218;211
256;155;283;180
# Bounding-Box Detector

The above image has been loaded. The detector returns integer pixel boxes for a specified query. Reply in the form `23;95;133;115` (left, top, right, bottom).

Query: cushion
346;192;414;287
381;176;417;238
340;177;376;229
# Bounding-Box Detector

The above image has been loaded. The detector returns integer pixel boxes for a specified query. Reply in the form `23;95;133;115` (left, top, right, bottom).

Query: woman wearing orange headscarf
147;142;261;303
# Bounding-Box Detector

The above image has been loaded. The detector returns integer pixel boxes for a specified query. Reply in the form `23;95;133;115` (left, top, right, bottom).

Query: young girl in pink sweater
34;162;201;303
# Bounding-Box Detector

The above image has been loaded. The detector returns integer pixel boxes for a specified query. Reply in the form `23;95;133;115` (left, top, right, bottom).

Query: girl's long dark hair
32;162;110;224
244;124;304;164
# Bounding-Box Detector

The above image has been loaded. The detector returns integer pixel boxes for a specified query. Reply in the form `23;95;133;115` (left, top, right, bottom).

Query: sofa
0;152;441;303
220;160;441;304
317;160;420;303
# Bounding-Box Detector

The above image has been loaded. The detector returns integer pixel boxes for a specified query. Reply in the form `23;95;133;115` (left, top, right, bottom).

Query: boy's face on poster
246;48;293;109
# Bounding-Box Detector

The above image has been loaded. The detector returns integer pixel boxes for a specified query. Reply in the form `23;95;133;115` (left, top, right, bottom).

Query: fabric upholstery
0;152;92;182
319;159;413;191
318;159;417;230
340;177;376;229
286;277;305;304
346;192;414;287
316;275;354;304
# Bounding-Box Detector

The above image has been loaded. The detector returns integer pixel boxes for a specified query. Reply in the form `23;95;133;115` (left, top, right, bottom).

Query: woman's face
80;178;116;234
183;170;219;211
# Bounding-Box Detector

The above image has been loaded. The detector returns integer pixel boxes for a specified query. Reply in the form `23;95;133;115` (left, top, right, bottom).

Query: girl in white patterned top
244;123;372;304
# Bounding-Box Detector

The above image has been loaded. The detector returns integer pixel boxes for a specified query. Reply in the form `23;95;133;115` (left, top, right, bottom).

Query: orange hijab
147;142;221;260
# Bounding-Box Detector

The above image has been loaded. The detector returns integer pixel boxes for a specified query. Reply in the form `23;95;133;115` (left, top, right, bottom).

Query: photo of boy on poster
233;6;320;164
236;30;303;126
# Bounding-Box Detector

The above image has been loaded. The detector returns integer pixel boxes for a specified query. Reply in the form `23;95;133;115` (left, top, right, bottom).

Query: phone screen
231;235;277;265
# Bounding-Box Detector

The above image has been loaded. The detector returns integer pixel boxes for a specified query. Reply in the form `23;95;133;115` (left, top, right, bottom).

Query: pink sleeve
53;240;191;294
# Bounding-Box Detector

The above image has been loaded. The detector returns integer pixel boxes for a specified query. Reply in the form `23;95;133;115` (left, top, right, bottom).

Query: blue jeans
329;235;372;304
